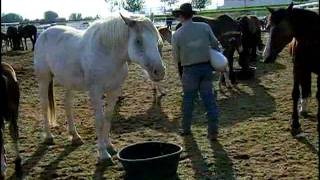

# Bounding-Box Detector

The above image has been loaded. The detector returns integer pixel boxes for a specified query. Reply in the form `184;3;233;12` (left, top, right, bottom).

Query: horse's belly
50;60;86;90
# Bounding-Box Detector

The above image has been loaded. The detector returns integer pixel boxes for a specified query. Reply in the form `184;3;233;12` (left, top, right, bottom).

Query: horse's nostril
153;69;158;75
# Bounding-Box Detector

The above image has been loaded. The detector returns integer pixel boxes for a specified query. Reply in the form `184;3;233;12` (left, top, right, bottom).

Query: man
172;3;221;141
166;17;173;30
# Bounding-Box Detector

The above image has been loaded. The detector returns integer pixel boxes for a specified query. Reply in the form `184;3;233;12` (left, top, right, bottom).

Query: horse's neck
291;10;319;41
82;28;129;65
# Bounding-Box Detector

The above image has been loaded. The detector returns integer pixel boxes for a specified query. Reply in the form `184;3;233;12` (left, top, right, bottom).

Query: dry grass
2;34;318;179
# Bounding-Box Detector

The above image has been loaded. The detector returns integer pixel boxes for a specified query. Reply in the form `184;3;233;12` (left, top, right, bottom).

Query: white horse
34;14;165;162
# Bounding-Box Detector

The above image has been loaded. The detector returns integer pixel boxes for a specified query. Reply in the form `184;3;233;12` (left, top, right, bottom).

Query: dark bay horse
6;26;22;51
18;24;37;51
263;3;319;135
0;62;21;178
237;15;264;66
176;15;243;84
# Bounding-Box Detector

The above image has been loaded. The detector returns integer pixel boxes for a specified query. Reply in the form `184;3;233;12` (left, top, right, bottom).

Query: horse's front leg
24;38;27;50
1;129;6;178
64;90;83;145
224;48;236;84
299;72;312;116
104;89;121;156
154;82;166;96
316;75;319;132
291;67;302;136
89;90;112;163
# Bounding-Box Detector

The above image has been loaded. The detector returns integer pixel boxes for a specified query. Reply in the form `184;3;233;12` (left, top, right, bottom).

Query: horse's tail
48;78;56;126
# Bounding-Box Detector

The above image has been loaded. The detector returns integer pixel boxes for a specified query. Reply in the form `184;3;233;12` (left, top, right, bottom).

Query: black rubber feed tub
117;141;183;180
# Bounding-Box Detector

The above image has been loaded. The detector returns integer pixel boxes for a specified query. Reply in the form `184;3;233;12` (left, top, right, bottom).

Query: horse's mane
84;15;162;50
217;14;235;22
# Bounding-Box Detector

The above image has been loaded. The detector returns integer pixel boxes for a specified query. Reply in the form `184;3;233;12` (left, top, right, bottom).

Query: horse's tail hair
48;78;56;126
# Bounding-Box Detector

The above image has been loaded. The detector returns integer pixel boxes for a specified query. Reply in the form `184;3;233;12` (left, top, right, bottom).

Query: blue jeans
181;63;219;134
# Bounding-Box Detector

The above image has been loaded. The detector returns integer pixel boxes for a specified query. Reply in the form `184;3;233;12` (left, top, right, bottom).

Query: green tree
160;0;179;7
83;16;94;21
105;0;123;12
1;13;23;23
44;11;58;22
94;14;101;20
69;13;82;21
123;0;144;12
191;0;211;10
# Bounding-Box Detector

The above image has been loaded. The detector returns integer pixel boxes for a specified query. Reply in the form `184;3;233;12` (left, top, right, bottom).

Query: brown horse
176;15;243;84
158;26;172;44
264;3;319;135
18;24;37;51
0;62;21;178
237;15;264;66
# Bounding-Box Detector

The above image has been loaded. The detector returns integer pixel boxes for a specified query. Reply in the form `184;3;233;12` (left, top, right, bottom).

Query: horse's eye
136;39;142;46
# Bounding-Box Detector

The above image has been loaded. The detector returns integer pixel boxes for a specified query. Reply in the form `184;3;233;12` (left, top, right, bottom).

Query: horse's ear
266;7;274;13
287;2;294;12
120;13;136;27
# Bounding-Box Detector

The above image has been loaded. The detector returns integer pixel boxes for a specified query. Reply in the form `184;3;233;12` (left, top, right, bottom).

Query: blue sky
1;0;223;20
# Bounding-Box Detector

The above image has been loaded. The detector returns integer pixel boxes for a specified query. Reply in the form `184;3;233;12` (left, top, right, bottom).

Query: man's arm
206;25;222;52
171;34;181;64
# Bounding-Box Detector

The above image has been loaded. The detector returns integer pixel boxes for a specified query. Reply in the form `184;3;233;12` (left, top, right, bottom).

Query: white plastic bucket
209;49;228;72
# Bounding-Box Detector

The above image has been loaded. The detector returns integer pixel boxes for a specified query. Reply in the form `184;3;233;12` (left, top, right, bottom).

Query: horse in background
6;27;22;51
176;15;243;84
1;32;9;52
34;14;165;163
0;62;21;178
264;3;319;136
18;24;37;51
158;26;172;44
237;15;264;67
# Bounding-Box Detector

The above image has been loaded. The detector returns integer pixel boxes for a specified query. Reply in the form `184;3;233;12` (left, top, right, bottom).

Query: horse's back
35;25;83;58
34;26;85;89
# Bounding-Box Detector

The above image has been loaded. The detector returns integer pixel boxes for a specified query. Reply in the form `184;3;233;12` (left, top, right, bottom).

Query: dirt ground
2;34;319;179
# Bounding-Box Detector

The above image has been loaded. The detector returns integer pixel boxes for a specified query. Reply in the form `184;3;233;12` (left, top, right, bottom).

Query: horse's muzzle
149;65;165;82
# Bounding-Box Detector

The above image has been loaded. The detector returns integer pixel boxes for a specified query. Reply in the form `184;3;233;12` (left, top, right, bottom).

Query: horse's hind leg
30;36;35;51
9;117;22;174
64;90;83;145
39;77;55;144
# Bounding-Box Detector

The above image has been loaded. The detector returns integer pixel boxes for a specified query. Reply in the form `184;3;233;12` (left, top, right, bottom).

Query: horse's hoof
159;92;167;97
14;157;22;176
291;127;302;136
107;146;117;156
97;157;114;166
43;137;55;145
71;137;84;146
